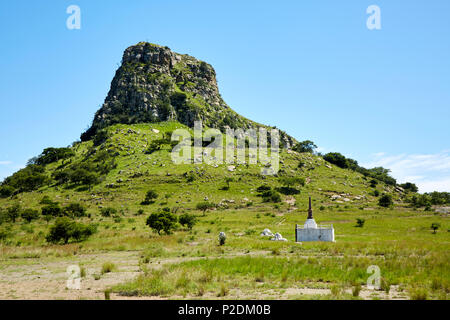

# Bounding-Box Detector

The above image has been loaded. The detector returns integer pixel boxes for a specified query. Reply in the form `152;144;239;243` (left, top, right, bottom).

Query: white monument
296;197;335;242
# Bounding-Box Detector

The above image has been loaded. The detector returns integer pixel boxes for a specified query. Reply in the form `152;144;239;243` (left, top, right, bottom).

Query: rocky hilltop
81;42;296;147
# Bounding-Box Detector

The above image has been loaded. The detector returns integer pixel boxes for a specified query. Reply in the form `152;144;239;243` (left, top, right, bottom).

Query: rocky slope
81;42;296;148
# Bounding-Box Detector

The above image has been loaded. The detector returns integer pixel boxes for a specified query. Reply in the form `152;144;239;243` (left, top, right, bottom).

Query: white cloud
362;151;450;193
0;161;12;165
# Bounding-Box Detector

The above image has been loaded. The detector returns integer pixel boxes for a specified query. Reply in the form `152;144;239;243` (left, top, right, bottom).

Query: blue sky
0;0;449;192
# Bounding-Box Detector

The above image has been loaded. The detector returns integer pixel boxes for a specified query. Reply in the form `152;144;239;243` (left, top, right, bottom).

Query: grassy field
0;122;448;300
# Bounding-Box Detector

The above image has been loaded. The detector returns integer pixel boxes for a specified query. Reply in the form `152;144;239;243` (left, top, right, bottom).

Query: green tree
141;190;159;205
46;217;96;244
293;140;317;153
146;211;178;235
179;213;197;230
196;202;216;214
378;194;393;208
41;203;62;218
63;203;87;218
6;204;21;223
21;209;40;223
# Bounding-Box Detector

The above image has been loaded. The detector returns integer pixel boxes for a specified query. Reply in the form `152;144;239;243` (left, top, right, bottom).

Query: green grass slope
0;121;448;300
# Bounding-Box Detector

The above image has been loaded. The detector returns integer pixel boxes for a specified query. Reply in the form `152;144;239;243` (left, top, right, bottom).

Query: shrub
101;262;116;274
256;185;271;193
146;211;178;235
34;147;75;166
196;202;215;214
324;152;349;169
42;203;62;217
179;214;197;230
100;207;117;217
6;204;21;223
352;284;361;297
1;164;47;193
64;203;87;217
292;140;317;153
355;218;365;228
0;185;14;198
262;190;281;203
141;190;158;205
46;217;96;244
0;227;12;242
409;287;428;300
93;129;109;146
431;222;440;234
21;209;40;223
378;194;393;208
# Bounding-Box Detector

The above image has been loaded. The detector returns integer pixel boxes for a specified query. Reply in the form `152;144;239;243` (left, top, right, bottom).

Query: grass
101;262;116;274
0;122;449;300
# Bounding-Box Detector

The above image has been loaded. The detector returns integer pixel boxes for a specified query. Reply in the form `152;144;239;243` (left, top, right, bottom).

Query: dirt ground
0;250;407;300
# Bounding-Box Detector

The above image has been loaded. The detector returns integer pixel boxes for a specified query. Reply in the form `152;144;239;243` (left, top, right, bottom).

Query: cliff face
81;42;295;147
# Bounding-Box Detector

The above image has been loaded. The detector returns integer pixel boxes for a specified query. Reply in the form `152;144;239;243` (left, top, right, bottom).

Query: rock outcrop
81;42;295;147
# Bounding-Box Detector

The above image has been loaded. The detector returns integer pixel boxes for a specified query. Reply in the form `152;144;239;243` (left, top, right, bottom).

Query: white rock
271;232;287;241
260;229;274;236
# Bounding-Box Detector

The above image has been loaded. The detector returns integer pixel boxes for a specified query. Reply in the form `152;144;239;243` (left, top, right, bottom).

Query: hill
0;43;448;300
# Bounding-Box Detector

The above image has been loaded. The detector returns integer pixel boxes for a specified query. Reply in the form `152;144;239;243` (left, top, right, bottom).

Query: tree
6;204;21;223
399;182;418;193
0;185;14;198
34;147;75;166
46;217;96;244
146;211;178;235
431;223;440;234
42;203;63;217
293;140;317;153
179;213;197;230
196;202;216;214
141;190;159;205
100;207;117;217
323;152;348;169
21;209;40;223
63;203;87;218
378;194;393;208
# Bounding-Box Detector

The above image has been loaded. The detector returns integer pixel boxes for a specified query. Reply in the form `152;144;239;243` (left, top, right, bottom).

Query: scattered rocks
271;233;287;241
260;229;274;237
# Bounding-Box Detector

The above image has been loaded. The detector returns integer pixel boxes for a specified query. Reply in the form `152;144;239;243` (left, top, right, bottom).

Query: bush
261;190;281;203
93;129;109;146
0;227;12;242
0;185;14;198
101;262;116;274
179;213;197;230
1;165;47;194
46;217;96;244
355;218;365;228
292;140;317;153
146;211;178;235
6;204;21;223
256;185;271;193
34;147;75;166
431;222;440;234
21;209;40;223
323;152;349;169
141;190;158;205
100;207;117;217
378;194;393;208
196;202;215;214
42;203;62;218
64;203;87;217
